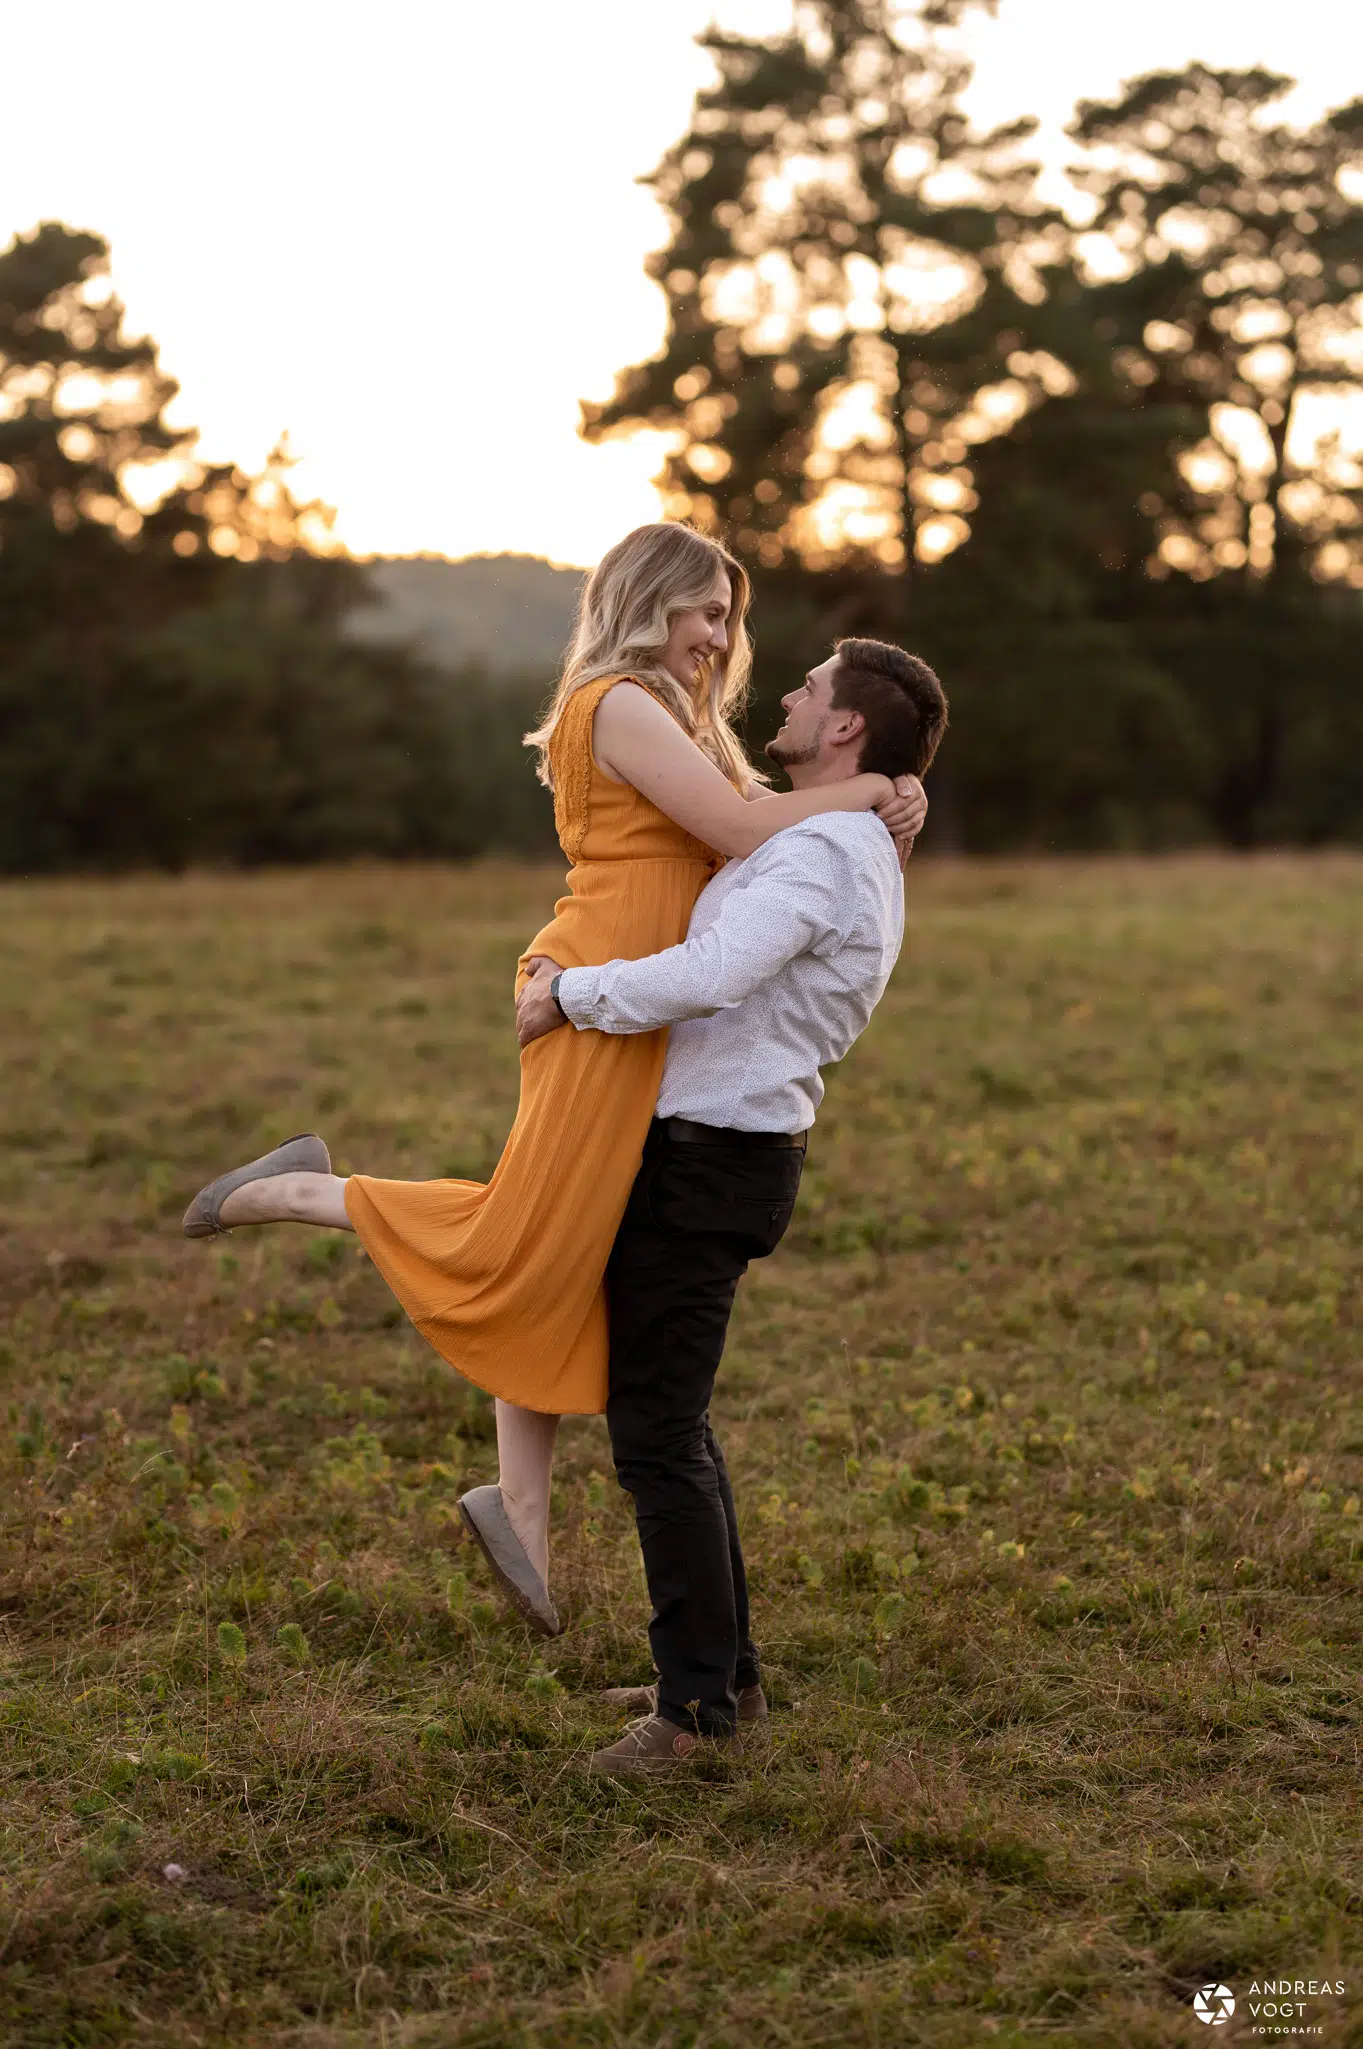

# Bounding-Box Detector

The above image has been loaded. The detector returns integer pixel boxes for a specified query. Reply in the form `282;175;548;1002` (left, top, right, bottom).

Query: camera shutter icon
1193;1983;1236;2026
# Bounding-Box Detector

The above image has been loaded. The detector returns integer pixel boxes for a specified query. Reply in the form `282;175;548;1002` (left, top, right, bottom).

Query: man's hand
517;955;569;1048
875;774;928;870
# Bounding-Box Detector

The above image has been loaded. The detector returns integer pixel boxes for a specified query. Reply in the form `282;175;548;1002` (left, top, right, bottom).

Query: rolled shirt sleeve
557;829;855;1036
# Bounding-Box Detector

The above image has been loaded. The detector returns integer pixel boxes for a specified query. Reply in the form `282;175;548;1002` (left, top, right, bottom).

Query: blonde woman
182;524;921;1633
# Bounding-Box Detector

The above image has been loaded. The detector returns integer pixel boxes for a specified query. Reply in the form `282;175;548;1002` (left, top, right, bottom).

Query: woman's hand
875;774;929;869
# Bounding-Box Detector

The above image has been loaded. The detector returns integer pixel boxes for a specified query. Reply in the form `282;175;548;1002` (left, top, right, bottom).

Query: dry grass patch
1;856;1361;2045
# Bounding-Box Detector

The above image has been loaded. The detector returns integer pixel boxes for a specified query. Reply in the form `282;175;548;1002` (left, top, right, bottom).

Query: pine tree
581;2;1206;843
582;0;1044;615
1061;70;1363;841
1069;68;1363;590
0;221;302;638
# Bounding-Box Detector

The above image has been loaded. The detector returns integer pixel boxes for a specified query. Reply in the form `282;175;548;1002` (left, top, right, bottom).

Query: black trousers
605;1120;804;1736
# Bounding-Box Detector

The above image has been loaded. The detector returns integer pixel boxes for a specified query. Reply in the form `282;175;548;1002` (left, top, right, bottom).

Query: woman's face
659;571;732;695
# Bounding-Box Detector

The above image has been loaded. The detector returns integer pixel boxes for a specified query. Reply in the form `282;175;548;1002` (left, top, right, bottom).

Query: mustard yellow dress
343;676;721;1415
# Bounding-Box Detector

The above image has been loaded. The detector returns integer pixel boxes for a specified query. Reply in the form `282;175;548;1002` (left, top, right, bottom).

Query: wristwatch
550;972;567;1020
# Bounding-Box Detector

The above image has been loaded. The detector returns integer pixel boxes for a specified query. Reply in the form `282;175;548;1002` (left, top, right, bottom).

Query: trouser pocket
643;1141;804;1259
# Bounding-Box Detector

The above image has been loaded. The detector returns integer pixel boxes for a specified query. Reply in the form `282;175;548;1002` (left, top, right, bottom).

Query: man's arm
555;832;854;1037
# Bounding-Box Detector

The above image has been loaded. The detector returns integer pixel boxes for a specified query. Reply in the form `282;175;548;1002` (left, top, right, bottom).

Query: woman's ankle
497;1483;549;1582
217;1178;276;1227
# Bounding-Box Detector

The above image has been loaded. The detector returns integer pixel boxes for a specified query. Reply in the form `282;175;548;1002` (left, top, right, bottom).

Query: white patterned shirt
556;812;904;1133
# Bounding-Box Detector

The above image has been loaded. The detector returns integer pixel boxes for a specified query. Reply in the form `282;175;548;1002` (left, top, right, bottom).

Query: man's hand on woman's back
517;956;569;1048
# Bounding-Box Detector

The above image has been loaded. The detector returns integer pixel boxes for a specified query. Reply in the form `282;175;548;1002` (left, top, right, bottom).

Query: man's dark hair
831;637;948;779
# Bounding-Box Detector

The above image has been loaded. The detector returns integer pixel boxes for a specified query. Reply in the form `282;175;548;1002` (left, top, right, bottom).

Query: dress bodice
549;675;722;869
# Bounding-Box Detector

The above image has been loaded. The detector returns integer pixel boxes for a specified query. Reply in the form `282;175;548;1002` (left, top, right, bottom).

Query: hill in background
349;554;584;678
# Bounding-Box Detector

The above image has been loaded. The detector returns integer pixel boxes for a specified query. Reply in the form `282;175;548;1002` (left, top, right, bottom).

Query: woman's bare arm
592;684;893;859
744;764;928;851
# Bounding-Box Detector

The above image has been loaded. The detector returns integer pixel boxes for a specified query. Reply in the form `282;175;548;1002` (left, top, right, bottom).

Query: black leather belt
654;1116;807;1150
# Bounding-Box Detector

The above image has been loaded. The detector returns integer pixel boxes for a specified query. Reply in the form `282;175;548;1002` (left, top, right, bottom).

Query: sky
2;0;1361;567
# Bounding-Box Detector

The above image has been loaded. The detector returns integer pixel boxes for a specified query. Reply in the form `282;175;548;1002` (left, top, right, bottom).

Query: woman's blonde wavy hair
524;523;759;791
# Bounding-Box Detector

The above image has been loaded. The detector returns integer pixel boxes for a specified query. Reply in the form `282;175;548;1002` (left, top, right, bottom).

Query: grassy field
1;856;1361;2048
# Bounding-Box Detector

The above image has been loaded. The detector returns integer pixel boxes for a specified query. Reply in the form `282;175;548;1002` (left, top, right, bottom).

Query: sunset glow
1;0;1358;567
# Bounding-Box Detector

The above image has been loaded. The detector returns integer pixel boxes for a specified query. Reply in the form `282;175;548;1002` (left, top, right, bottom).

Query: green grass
1;855;1361;2046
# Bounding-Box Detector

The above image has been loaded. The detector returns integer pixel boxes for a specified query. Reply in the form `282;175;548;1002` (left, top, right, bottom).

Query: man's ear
830;707;866;752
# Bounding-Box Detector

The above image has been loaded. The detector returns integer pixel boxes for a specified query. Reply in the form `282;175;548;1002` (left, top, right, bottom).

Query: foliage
1069;66;1363;587
0;221;296;637
0;223;557;873
1;857;1362;2043
589;22;1363;851
583;0;1037;584
7;41;1363;863
1056;67;1363;844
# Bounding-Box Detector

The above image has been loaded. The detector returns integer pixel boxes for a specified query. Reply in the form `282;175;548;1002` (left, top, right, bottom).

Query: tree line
2;2;1362;868
588;2;1363;850
0;222;557;872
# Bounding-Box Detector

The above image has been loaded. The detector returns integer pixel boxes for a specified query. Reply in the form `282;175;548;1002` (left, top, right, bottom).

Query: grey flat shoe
182;1133;331;1239
457;1484;561;1637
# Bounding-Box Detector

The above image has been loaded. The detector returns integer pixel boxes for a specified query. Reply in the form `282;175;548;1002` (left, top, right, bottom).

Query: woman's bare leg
495;1400;559;1584
216;1174;556;1576
218;1172;353;1230
217;1176;558;1581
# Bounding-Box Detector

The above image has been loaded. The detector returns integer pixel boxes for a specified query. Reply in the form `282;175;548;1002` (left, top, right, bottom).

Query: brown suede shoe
588;1713;737;1777
601;1681;768;1724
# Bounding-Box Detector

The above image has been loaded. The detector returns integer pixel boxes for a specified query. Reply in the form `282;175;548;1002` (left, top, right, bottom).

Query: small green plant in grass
148;1748;203;1781
216;1621;247;1670
275;1623;310;1665
848;1656;882;1698
85;1817;141;1880
291;1858;350;1895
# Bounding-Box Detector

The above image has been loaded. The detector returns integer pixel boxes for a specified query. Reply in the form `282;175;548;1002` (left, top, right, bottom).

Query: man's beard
766;716;827;770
